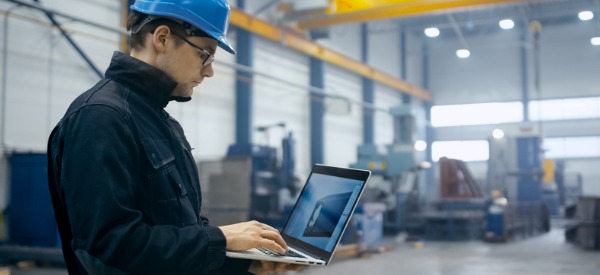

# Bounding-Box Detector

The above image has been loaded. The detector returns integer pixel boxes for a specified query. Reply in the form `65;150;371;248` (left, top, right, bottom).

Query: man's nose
202;64;214;78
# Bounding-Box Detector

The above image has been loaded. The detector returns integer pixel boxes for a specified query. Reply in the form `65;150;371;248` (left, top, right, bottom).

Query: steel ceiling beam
229;7;432;100
296;0;543;29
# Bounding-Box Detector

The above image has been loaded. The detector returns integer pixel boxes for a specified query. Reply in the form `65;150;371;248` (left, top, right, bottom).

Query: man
47;0;303;274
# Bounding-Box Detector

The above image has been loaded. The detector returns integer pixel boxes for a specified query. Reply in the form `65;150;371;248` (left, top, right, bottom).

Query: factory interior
0;0;599;274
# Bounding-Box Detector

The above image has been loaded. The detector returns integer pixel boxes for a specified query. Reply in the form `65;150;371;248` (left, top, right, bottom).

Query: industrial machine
486;134;551;241
225;123;298;228
418;157;487;241
350;105;428;234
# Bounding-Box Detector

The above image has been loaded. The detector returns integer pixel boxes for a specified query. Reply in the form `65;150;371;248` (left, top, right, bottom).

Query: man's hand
219;221;288;254
248;260;306;275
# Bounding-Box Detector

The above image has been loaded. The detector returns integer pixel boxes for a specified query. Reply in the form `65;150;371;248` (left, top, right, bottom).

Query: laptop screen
282;167;367;253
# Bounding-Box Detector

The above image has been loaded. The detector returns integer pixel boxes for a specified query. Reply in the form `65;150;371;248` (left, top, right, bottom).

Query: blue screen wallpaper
283;173;363;252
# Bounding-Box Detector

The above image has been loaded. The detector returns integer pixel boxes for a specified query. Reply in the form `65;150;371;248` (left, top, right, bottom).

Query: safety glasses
173;32;215;67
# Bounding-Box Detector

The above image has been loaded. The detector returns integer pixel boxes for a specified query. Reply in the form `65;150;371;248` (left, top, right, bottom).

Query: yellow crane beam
229;7;432;101
297;0;534;29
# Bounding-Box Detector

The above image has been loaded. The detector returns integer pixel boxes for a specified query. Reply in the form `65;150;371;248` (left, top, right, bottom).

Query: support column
362;79;375;144
361;23;374;144
400;27;411;104
310;57;325;166
521;24;530;122
422;39;434;178
226;0;256;156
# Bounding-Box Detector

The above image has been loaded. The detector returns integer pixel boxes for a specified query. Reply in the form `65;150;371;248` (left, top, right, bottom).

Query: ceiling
265;0;600;38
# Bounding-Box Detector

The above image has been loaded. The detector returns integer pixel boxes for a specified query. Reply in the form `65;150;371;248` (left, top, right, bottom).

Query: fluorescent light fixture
414;140;427;152
592;37;600;46
424;27;440;37
499;19;514;29
492;129;505;139
456;49;470;58
579;11;594;21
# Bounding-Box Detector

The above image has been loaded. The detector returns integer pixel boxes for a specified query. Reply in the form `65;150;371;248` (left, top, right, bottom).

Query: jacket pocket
141;139;197;226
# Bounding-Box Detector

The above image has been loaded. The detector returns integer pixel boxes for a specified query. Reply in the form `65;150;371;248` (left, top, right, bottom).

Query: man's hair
126;10;186;51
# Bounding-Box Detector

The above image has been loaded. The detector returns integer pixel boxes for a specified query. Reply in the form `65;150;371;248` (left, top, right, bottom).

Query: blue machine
227;124;296;228
352;106;420;177
486;135;551;241
8;153;59;247
350;105;427;234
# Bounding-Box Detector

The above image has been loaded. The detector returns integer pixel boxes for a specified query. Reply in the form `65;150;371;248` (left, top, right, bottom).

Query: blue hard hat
131;0;235;54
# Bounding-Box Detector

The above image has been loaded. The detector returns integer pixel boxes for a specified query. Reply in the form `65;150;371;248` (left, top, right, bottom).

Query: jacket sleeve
200;215;253;274
55;105;234;274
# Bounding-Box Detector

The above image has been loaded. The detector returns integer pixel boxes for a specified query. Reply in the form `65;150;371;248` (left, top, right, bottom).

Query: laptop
226;164;371;266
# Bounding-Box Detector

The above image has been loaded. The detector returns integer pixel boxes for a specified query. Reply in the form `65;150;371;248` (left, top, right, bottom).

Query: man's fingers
260;238;286;254
259;223;280;233
259;230;288;251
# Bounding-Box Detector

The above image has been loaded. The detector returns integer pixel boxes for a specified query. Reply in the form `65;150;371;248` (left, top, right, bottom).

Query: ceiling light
579;11;594;21
456;49;470;58
492;129;505;139
499;19;514;30
424;27;440;37
592;37;600;46
414;140;427;152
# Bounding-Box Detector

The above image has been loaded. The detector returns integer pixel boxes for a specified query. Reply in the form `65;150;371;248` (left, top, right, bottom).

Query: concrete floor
2;228;598;275
298;229;599;275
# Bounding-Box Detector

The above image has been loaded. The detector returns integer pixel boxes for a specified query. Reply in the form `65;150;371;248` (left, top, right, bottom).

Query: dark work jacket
47;52;251;275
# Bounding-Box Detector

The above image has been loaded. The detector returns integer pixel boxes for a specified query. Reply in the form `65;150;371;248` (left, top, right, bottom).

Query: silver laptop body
226;164;371;266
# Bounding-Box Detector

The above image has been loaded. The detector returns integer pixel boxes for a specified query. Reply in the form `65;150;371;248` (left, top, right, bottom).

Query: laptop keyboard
258;247;307;259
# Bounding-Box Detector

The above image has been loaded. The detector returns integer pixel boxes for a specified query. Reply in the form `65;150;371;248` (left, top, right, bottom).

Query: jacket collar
105;51;178;108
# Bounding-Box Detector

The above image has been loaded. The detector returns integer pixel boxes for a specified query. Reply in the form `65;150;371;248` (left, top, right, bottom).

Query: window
431;140;490;162
431;102;523;127
529;97;600;121
543;136;600;158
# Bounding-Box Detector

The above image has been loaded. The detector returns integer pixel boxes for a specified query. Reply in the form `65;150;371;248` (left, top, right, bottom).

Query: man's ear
152;25;171;53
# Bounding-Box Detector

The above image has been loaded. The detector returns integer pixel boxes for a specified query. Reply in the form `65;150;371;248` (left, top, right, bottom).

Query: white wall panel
324;64;362;168
368;22;400;78
317;23;362;61
429;30;522;105
252;37;311;175
406;32;424;88
374;84;402;145
540;22;600;100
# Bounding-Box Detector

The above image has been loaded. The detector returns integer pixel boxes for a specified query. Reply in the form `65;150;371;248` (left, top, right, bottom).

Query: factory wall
368;21;401;78
429;19;600;195
374;84;403;145
317;23;362;61
406;31;425;88
252;37;311;175
323;64;363;168
429;29;523;104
